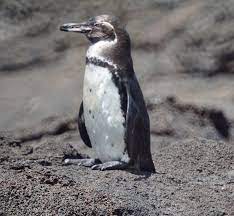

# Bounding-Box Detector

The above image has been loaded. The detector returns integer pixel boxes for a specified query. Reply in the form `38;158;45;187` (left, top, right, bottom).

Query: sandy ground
0;99;233;215
0;134;233;215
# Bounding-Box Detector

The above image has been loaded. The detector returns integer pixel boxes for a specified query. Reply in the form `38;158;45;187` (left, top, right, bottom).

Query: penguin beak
60;22;92;33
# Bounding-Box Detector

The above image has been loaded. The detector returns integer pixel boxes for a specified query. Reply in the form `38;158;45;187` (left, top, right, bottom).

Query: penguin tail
140;157;156;173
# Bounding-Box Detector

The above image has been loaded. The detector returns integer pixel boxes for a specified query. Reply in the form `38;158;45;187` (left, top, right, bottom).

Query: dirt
1;0;234;215
0;98;233;215
0;135;233;215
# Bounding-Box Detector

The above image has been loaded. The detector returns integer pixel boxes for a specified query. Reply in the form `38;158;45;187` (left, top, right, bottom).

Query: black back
124;75;155;172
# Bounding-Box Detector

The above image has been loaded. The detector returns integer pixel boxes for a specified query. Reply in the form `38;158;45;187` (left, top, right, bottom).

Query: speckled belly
83;64;128;162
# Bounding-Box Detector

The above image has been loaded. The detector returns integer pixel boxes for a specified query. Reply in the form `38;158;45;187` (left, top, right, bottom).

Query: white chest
83;63;128;162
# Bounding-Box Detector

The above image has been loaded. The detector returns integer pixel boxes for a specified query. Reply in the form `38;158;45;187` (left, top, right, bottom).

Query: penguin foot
64;158;100;167
91;161;128;171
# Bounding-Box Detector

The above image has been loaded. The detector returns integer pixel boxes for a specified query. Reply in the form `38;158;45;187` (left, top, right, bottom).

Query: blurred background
1;0;234;141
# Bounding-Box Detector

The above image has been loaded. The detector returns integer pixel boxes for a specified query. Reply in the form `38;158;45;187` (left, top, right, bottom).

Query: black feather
78;101;92;148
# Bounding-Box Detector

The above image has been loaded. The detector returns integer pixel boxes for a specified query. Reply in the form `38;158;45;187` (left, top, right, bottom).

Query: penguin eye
94;23;101;27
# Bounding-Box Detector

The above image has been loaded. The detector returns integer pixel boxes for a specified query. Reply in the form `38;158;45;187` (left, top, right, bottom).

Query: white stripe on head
102;21;115;30
87;22;117;68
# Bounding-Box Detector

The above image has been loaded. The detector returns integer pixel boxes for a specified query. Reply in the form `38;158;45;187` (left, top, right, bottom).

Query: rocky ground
0;0;234;215
0;97;233;215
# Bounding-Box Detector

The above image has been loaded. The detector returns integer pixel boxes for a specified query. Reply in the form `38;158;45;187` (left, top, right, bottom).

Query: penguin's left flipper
91;161;128;171
78;101;92;148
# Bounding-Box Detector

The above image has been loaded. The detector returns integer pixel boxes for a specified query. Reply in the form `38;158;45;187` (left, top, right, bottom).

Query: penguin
60;15;155;172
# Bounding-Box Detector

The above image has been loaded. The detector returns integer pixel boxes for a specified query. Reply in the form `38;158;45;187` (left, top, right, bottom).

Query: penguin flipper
124;76;155;173
78;101;92;148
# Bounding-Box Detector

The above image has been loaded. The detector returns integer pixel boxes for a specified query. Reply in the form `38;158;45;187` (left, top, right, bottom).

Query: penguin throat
86;36;117;68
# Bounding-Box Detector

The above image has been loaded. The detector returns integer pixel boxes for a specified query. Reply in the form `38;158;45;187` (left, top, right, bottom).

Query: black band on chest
86;57;118;71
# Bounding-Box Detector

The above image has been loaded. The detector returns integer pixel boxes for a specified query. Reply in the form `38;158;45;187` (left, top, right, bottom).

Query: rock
0;133;233;215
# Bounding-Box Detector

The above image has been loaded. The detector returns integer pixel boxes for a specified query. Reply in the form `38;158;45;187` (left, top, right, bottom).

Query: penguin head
60;15;122;44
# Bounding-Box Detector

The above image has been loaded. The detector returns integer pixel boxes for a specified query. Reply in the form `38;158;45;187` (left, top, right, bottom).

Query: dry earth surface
1;0;234;215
